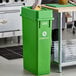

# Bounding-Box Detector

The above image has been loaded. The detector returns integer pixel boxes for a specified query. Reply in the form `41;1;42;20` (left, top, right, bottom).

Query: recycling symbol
42;31;47;37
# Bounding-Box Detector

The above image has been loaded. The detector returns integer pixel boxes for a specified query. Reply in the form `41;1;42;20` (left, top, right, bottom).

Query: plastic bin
21;6;53;75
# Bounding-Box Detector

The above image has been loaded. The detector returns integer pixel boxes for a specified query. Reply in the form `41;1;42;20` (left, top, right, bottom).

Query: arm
71;0;76;3
32;0;42;9
69;0;76;5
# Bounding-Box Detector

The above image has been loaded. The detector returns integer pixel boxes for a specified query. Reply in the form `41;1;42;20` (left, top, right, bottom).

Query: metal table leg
18;36;21;44
72;12;75;34
58;12;63;72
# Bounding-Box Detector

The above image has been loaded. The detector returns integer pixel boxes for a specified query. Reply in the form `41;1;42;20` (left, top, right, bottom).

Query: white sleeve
69;0;76;5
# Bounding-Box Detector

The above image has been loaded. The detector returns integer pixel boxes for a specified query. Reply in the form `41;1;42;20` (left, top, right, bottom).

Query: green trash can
21;7;53;75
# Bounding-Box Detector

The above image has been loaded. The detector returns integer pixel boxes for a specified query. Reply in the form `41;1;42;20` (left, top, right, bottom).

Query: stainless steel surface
59;12;63;72
0;0;35;33
0;0;35;45
0;0;26;37
53;12;76;72
0;7;21;32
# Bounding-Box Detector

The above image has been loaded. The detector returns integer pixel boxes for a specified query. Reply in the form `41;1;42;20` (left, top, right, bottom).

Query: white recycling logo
42;31;47;37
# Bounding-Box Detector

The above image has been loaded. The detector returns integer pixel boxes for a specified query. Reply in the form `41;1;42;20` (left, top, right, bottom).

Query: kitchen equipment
0;0;35;38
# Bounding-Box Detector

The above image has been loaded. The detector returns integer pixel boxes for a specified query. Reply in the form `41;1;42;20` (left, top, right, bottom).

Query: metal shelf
62;61;76;67
0;30;22;38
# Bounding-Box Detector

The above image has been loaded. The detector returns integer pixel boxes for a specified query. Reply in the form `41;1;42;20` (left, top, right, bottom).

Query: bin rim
21;16;54;20
21;6;53;12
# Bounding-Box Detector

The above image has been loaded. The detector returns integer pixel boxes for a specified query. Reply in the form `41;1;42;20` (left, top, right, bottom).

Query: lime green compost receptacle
21;6;53;75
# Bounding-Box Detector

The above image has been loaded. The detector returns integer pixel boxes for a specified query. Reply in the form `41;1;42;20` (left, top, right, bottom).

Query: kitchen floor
0;56;76;76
